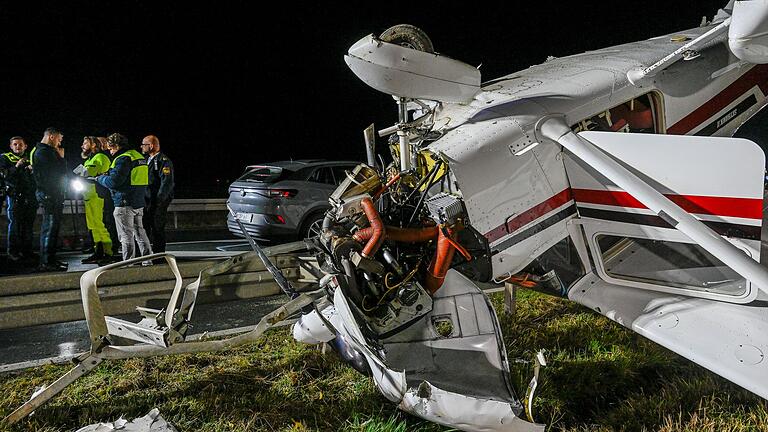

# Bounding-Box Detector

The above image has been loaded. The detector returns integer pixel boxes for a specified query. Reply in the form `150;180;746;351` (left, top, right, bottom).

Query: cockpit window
573;93;660;134
597;234;747;297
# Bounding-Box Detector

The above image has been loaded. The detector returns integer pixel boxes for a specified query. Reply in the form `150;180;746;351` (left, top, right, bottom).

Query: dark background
0;1;730;197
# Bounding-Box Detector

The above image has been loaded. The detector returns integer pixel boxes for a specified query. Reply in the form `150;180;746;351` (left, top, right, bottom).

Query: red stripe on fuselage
483;66;768;244
484;187;762;244
667;64;768;135
484;189;573;243
572;188;763;220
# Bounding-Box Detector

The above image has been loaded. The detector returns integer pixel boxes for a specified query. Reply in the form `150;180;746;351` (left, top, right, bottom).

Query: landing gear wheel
380;24;434;53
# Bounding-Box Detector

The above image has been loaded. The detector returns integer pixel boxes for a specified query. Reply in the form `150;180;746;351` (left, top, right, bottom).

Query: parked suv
227;160;359;242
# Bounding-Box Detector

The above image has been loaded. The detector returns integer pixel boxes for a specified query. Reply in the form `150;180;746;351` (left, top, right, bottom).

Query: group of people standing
0;128;174;272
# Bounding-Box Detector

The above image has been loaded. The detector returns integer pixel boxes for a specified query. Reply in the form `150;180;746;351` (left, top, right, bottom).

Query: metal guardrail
1;198;228;229
1;198;227;215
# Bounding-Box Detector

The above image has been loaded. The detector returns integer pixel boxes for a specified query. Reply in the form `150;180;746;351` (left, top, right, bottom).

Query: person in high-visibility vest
79;136;115;264
30;127;68;272
95;133;153;262
96;136;119;255
0;136;36;263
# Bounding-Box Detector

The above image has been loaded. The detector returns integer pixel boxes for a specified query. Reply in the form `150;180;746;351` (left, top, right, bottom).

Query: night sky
0;1;730;197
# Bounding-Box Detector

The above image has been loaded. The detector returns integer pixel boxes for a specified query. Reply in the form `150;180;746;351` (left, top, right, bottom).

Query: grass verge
1;290;766;431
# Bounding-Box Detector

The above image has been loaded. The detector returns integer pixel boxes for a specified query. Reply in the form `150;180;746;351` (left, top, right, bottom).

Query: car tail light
265;214;286;224
267;189;297;198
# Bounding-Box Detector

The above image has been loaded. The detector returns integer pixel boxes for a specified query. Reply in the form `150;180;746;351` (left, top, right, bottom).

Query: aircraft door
560;130;768;400
565;131;765;303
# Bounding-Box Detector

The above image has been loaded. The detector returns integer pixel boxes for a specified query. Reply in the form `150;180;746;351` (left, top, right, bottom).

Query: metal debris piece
75;408;178;432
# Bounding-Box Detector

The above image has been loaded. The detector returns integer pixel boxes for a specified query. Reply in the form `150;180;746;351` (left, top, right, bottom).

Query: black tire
300;211;326;240
380;24;434;53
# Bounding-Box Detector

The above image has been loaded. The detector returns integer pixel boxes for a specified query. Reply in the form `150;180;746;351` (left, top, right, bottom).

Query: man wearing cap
95;133;153;262
30;127;68;272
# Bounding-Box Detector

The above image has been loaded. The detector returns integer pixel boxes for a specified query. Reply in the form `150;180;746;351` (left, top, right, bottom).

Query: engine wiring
362;260;422;312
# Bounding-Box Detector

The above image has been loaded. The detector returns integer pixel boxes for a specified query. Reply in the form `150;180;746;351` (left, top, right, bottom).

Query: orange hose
353;225;439;243
424;227;457;294
352;227;374;243
444;234;472;261
360;197;384;257
503;273;538;288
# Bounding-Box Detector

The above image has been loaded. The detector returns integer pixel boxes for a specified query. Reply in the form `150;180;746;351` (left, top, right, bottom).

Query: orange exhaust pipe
425;227;456;294
353;225;439;243
360;197;385;257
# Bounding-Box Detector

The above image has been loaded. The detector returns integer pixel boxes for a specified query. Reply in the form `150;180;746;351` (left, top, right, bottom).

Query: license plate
235;212;253;223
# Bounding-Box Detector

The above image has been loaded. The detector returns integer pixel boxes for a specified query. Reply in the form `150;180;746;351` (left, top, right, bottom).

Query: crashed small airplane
6;1;768;430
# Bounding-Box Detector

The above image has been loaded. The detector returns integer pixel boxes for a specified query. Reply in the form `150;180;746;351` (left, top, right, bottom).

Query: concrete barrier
0;243;317;330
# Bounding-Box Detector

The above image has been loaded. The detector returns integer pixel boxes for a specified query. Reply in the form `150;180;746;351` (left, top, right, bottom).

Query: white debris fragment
75;408;178;432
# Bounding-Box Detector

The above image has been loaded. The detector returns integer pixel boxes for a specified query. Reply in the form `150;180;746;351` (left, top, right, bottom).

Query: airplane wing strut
535;114;768;295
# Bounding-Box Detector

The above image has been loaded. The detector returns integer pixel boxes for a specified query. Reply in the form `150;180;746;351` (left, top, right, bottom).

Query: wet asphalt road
0;238;292;372
0;294;291;371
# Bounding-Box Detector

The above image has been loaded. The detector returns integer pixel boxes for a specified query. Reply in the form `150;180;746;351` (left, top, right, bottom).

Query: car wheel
301;212;326;240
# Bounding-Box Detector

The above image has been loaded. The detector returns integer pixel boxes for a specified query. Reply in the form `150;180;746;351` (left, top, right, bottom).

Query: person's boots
98;241;120;264
81;242;104;264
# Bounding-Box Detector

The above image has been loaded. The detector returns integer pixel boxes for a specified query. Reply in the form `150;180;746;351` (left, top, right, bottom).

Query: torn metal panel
400;382;544;432
321;270;542;431
75;408;178;432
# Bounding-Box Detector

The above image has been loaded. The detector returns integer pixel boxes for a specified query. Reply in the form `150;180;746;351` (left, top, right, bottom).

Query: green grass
1;291;766;431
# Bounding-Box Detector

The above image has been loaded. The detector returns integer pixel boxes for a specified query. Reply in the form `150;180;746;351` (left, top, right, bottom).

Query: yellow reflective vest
110;149;148;186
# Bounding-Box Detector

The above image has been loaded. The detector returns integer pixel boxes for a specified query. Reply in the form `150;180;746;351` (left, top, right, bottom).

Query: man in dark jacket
96;133;153;262
140;135;174;252
30;127;68;272
0;136;36;262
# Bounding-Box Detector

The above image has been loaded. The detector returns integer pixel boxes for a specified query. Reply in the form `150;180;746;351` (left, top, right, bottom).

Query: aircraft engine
309;159;485;339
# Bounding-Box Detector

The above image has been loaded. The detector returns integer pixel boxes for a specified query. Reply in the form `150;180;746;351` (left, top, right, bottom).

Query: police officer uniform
144;151;174;252
0;150;36;260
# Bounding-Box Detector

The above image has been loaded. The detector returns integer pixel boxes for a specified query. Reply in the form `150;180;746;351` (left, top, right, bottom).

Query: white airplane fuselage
429;22;768;281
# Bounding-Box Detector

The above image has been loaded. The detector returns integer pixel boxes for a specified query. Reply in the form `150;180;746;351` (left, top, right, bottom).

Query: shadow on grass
495;291;767;431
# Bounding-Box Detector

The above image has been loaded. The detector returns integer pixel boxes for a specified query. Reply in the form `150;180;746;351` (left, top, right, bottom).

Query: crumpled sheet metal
331;281;543;432
75;408;178;432
399;381;545;432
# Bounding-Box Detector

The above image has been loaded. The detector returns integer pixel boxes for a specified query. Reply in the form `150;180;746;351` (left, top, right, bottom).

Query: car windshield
238;166;290;183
